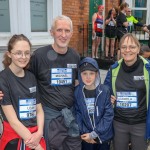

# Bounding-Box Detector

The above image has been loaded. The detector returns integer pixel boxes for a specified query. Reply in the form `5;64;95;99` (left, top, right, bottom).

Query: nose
22;53;26;58
125;47;131;52
61;30;67;37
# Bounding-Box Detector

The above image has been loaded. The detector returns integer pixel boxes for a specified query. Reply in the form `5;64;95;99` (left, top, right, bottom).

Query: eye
16;51;22;55
65;29;70;33
57;29;62;32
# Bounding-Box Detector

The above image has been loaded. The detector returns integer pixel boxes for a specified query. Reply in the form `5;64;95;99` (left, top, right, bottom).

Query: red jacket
0;121;46;150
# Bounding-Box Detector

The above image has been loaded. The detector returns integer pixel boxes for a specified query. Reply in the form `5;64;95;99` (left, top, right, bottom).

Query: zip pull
96;106;99;116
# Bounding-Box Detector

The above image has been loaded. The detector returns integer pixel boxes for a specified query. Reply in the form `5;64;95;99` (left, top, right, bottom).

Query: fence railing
80;24;149;58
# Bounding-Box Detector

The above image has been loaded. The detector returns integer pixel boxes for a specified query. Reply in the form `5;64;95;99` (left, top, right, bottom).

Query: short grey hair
51;15;73;32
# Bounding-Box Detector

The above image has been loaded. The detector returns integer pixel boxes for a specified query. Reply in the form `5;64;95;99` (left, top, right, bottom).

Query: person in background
105;7;118;59
126;8;144;33
139;45;150;59
0;34;46;150
143;25;150;48
92;5;104;58
116;2;129;60
74;57;113;150
104;33;150;150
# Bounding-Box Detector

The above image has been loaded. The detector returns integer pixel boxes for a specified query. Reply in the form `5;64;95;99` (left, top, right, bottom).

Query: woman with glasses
0;34;46;150
104;33;150;150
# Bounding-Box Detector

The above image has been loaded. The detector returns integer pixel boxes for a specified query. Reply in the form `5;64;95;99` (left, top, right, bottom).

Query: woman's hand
25;132;42;149
111;95;116;104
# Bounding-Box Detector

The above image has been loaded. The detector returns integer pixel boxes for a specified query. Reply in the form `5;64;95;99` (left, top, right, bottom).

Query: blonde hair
51;15;73;32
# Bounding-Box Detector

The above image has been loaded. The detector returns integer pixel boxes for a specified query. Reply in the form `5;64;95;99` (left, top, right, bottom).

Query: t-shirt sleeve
0;77;12;105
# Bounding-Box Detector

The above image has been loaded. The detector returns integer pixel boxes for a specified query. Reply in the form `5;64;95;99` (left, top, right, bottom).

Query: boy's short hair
80;62;98;72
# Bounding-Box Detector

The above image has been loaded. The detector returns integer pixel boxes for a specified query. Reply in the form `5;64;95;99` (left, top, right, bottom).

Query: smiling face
120;36;140;66
7;40;31;70
81;70;97;89
50;19;73;53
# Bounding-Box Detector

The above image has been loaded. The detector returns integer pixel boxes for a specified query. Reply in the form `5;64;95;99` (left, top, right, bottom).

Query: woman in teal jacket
104;33;150;150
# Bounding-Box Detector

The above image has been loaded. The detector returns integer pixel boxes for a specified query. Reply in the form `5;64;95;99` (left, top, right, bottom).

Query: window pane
132;0;147;8
0;0;10;32
133;10;147;24
30;0;47;32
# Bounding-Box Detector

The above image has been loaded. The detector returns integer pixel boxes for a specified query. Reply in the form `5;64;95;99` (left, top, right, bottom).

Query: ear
6;51;11;58
70;31;73;38
50;29;54;37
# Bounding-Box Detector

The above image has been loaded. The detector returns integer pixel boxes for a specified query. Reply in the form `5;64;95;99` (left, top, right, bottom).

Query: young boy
74;57;114;150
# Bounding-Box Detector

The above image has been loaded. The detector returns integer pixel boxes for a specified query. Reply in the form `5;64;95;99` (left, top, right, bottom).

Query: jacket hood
78;57;101;87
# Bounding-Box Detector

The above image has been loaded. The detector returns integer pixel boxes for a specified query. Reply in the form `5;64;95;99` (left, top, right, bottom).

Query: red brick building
62;0;120;55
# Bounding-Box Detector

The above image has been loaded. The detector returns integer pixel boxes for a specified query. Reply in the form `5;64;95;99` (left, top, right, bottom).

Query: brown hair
3;34;32;68
119;33;141;49
119;2;129;11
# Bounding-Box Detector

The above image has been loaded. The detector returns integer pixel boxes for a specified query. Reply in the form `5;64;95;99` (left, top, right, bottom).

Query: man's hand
0;91;4;100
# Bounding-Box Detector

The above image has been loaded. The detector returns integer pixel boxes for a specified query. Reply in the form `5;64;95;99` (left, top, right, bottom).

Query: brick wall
62;0;120;55
105;0;120;14
62;0;89;55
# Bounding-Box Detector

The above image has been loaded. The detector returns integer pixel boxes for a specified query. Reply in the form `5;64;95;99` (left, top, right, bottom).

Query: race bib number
85;98;95;115
116;91;138;108
51;68;72;85
108;21;115;26
19;98;36;120
128;21;133;26
97;23;103;29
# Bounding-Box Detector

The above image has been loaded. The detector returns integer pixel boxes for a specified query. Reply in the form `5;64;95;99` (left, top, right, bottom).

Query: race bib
85;98;95;115
128;21;133;26
51;68;72;85
116;91;138;108
97;23;103;29
19;98;36;120
108;21;115;26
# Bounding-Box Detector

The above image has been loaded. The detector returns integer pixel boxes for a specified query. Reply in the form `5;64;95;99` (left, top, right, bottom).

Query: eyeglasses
120;45;137;51
128;11;132;12
11;51;31;58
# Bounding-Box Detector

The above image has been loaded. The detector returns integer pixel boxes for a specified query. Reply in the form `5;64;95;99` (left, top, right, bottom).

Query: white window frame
126;0;150;40
0;0;62;47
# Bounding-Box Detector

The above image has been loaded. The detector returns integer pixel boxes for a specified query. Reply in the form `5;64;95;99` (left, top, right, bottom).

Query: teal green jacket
104;56;150;139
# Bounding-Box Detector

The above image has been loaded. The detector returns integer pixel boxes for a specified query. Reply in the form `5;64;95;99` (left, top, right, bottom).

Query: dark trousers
48;116;81;150
113;120;147;150
82;140;110;150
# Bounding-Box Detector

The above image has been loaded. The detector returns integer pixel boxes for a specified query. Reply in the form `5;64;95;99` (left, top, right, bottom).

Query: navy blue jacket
74;57;114;142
